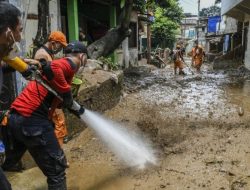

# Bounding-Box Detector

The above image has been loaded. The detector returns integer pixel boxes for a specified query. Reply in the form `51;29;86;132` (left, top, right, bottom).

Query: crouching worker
2;41;87;190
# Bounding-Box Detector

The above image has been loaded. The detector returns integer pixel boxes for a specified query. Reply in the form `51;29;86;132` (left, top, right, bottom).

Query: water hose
3;56;84;115
3;56;28;73
3;56;63;101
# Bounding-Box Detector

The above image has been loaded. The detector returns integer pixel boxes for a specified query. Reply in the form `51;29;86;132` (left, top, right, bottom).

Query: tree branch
87;0;134;59
34;0;50;47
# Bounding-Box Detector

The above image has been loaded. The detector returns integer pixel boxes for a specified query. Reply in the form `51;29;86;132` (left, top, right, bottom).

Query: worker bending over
34;31;69;147
2;41;87;190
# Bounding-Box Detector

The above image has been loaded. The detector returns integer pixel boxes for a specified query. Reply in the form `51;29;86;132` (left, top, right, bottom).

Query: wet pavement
124;59;249;122
7;58;250;190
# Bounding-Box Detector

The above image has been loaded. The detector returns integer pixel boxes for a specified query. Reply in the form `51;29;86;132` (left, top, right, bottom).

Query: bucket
71;77;83;97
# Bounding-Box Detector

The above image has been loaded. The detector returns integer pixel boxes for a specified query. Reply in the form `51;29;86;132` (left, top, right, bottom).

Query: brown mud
7;59;250;190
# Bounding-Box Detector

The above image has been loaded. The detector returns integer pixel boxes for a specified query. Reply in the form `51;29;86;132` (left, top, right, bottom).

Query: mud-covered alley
2;0;250;190
6;58;250;190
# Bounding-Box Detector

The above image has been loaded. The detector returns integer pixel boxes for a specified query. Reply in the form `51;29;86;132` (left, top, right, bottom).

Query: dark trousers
0;167;11;190
2;112;67;190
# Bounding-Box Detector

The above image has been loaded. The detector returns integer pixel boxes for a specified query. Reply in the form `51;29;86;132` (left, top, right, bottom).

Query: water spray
72;101;157;169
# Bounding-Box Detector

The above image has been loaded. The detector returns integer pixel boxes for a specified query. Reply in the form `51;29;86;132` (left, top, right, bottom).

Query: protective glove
68;101;85;118
21;65;37;80
0;140;5;166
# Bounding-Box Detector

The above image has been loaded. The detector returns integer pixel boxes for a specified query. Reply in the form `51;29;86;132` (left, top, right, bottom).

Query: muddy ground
7;59;250;190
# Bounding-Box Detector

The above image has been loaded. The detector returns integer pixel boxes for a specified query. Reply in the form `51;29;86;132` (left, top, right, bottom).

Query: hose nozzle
69;101;85;118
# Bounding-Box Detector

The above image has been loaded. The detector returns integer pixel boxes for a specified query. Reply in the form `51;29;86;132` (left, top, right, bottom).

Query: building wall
122;10;138;68
244;16;250;69
10;0;60;93
181;17;197;39
221;0;243;15
21;0;60;52
219;16;238;34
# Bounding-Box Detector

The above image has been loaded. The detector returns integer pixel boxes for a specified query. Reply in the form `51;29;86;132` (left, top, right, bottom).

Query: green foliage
151;0;183;48
147;0;171;9
98;56;118;71
199;5;221;17
133;0;145;12
120;0;126;8
163;0;183;23
133;0;173;13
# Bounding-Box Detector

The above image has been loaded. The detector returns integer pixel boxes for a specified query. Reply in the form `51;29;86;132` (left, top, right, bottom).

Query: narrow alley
8;59;250;190
2;0;250;190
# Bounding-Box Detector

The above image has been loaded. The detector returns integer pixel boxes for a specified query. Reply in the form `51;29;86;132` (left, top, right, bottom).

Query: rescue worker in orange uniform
173;45;185;75
34;31;68;146
192;42;205;72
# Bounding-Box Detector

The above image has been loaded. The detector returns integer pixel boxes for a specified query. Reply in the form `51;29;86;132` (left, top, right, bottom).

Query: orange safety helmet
48;31;68;47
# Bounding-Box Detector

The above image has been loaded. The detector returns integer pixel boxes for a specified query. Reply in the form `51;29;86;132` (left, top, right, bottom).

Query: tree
151;0;183;48
34;0;50;47
199;5;221;17
87;0;175;59
35;0;179;59
87;0;133;59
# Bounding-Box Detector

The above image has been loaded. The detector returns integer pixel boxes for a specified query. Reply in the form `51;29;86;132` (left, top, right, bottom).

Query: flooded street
8;60;250;190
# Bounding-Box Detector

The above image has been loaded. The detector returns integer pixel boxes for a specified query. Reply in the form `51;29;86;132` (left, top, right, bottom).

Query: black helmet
64;41;88;54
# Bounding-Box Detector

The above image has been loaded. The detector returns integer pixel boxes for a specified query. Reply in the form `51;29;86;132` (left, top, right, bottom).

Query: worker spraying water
4;53;157;168
3;35;157;169
2;39;156;189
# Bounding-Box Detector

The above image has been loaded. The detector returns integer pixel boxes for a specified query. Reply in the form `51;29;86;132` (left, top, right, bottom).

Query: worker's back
34;47;53;62
173;49;182;61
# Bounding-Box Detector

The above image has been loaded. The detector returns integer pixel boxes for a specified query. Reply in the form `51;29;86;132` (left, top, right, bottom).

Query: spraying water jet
71;101;157;169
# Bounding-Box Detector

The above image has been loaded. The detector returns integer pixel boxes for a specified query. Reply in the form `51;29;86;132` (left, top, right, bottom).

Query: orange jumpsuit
52;109;67;146
173;49;184;74
192;46;204;71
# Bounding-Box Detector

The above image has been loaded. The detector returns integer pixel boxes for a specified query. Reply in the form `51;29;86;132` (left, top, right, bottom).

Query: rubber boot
48;180;67;190
2;160;24;172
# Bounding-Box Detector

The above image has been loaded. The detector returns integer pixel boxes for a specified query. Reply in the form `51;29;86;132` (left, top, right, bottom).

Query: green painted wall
67;0;79;41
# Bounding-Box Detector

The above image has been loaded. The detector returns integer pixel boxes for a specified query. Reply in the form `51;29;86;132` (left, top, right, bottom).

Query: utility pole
184;17;186;39
197;0;200;44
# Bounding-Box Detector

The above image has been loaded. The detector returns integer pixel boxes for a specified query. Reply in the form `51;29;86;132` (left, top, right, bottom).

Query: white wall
219;16;238;34
21;0;60;52
221;0;243;15
244;17;250;69
122;10;138;68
